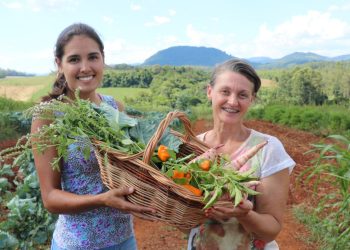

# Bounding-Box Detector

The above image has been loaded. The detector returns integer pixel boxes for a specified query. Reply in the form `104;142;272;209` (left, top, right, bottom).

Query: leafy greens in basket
1;91;264;209
1;92;182;170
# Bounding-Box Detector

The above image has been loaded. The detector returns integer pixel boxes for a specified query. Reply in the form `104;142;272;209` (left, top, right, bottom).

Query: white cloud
250;11;350;58
130;3;141;11
145;16;170;27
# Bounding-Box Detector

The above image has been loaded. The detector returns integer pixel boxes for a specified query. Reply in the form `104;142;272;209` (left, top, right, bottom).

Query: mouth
222;107;239;113
77;75;94;81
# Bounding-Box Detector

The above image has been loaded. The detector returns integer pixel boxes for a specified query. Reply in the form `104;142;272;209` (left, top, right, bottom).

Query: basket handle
143;111;196;164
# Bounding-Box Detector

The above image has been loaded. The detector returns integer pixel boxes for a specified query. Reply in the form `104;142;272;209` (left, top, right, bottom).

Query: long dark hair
42;23;104;101
209;59;261;94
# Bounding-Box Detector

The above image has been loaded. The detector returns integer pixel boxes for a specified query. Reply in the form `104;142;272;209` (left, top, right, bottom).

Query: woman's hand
204;199;253;221
101;187;156;215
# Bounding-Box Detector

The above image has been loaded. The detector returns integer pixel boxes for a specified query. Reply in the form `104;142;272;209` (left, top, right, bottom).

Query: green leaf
83;146;91;161
172;178;188;185
234;186;243;206
0;178;9;191
121;138;134;145
203;188;222;210
0;230;19;249
168;149;177;160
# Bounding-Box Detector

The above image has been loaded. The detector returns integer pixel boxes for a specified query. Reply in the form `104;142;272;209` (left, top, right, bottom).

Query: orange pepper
185;172;191;180
157;145;170;162
199;159;211;171
182;184;203;196
172;170;185;179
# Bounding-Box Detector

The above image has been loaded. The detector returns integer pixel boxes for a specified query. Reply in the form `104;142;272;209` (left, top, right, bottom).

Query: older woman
188;59;295;250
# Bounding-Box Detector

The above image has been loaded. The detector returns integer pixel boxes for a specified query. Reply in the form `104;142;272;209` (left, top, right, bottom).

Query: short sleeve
100;95;118;109
260;136;295;178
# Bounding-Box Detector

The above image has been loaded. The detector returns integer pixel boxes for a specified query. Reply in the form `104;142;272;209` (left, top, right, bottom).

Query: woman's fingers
118;199;156;214
105;187;156;214
111;186;134;196
206;199;253;220
238;199;254;210
205;207;228;221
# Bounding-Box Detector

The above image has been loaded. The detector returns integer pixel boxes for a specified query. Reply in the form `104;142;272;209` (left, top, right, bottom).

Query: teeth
223;107;239;113
78;76;93;81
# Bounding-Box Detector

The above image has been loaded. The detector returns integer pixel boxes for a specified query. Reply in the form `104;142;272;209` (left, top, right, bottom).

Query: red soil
134;119;326;250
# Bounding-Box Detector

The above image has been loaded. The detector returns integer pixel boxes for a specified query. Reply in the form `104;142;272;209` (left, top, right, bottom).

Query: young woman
188;59;295;250
32;23;154;250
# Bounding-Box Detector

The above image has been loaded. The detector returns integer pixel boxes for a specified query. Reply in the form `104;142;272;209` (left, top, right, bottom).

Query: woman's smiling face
56;35;104;98
207;70;255;125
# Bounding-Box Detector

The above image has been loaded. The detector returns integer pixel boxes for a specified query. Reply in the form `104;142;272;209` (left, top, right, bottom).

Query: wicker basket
94;111;213;229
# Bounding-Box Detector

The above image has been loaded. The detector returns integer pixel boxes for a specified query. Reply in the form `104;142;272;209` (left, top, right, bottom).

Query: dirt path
134;119;324;250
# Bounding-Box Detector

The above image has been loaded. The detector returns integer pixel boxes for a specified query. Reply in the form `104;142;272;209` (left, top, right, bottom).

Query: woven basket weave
94;111;213;229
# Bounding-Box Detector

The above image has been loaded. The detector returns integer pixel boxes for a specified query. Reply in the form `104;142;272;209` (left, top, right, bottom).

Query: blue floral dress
52;95;134;250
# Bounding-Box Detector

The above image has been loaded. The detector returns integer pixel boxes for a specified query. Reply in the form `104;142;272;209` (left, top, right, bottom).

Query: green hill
143;46;233;67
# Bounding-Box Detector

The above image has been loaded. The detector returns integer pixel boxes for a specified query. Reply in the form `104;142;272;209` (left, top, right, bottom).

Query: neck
209;120;249;145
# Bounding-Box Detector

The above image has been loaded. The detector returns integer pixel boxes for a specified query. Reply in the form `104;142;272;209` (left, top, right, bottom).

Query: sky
1;0;350;75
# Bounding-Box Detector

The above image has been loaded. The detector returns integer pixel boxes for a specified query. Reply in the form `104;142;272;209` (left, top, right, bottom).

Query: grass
294;135;350;250
0;75;54;102
97;87;150;102
0;75;149;103
0;75;54;86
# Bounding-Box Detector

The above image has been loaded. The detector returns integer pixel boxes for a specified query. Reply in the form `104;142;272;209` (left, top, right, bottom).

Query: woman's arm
237;169;289;241
206;168;289;242
31;118;155;214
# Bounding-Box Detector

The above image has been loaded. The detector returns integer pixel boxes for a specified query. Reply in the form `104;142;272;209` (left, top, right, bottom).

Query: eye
221;89;230;96
239;93;250;99
88;53;101;61
68;56;79;63
89;54;99;61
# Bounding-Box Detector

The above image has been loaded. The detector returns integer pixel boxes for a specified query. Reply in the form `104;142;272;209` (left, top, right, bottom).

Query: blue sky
1;0;350;75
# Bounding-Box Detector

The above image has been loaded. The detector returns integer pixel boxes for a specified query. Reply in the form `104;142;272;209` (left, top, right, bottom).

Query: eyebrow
66;52;101;58
88;52;101;56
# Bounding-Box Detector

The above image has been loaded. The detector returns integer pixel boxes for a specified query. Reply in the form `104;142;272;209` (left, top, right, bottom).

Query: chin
219;114;241;124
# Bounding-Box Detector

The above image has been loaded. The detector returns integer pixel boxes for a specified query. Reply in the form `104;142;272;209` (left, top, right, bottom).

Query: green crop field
97;87;149;101
0;76;149;102
0;75;54;86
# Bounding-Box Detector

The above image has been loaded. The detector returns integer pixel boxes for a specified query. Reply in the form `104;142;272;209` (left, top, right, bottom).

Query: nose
227;94;239;105
80;59;91;72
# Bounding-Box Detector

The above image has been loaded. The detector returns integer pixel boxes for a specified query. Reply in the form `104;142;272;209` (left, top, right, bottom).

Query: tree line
101;62;349;111
0;68;35;78
259;61;350;105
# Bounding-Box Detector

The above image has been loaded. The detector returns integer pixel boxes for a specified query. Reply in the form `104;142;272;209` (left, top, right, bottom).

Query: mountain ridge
142;46;350;69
